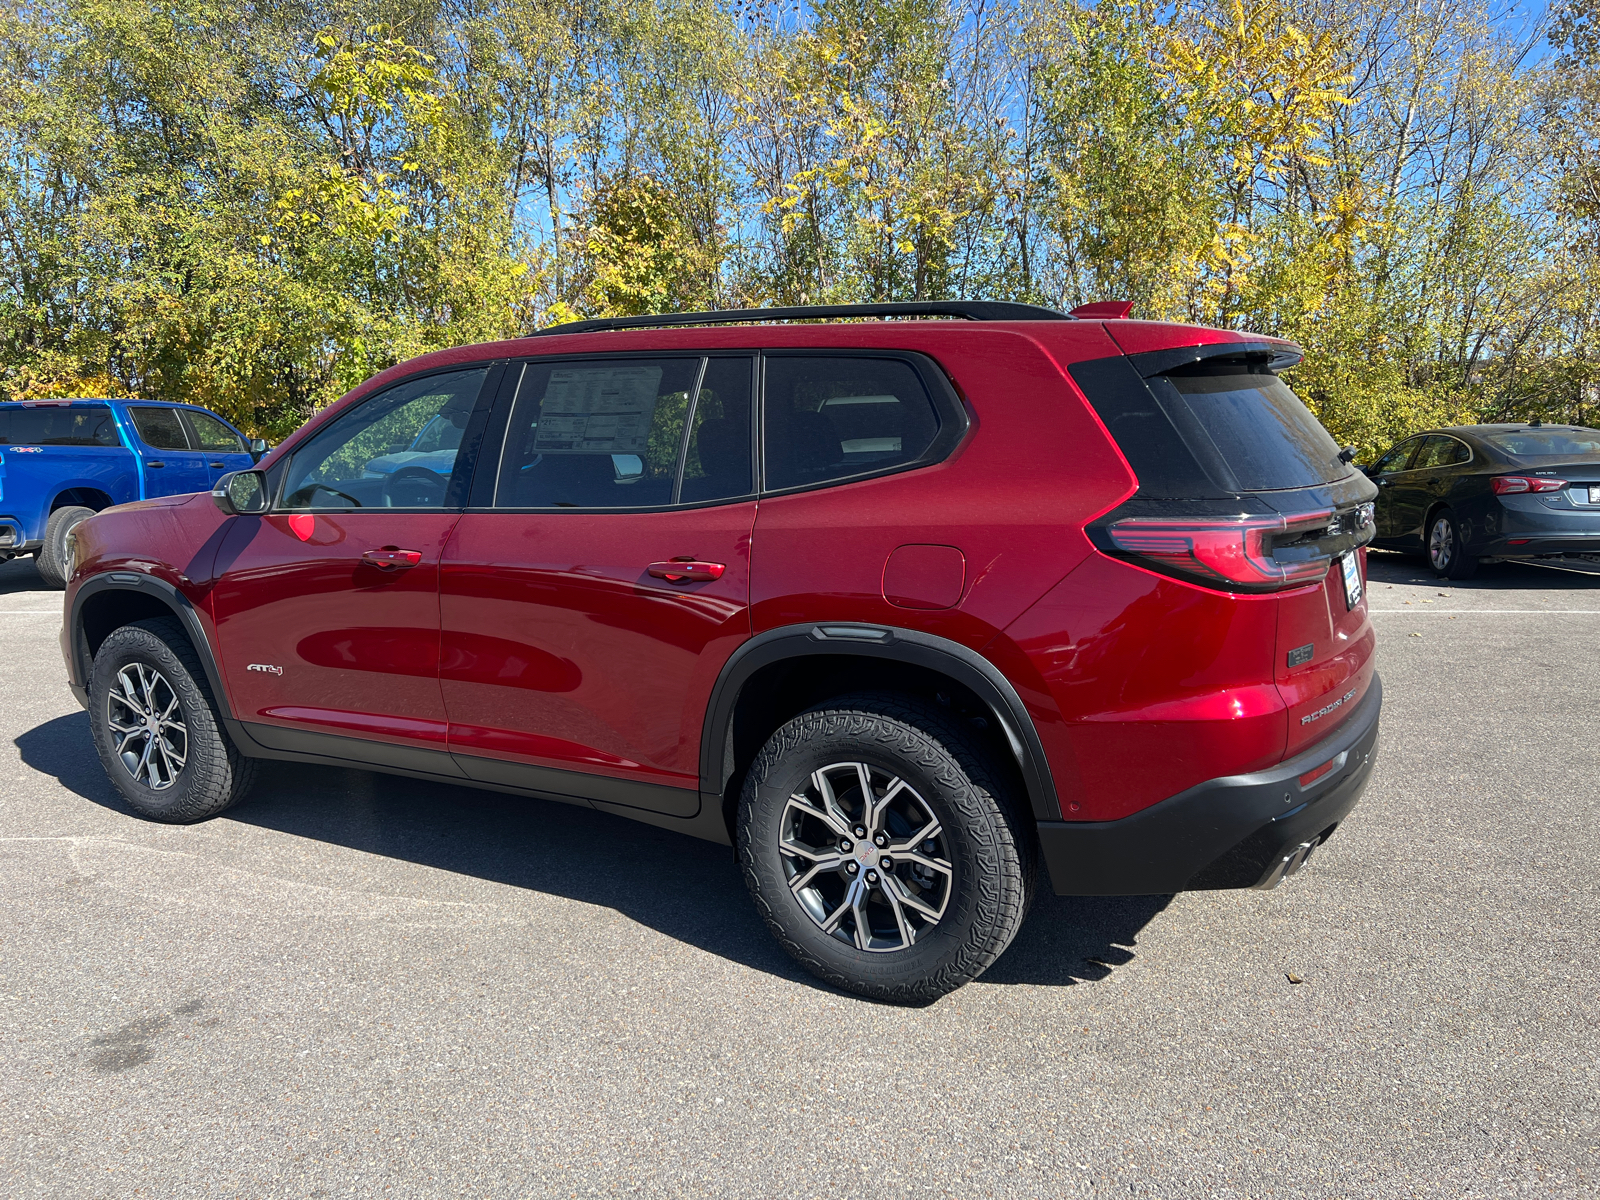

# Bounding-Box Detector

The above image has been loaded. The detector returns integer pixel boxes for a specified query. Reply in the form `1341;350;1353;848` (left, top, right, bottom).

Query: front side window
762;356;941;491
1372;438;1421;475
130;406;192;451
495;357;729;508
184;410;247;452
280;368;488;510
1;403;120;447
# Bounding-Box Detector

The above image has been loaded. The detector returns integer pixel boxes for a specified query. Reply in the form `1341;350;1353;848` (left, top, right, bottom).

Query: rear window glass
1481;428;1600;457
1147;370;1349;491
0;403;120;447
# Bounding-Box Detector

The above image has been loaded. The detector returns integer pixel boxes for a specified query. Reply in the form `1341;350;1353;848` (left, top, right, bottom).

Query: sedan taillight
1492;475;1566;495
1106;510;1335;591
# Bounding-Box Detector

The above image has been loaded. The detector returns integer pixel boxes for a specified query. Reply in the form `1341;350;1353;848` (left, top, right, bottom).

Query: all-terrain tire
88;617;256;822
36;504;94;588
738;693;1035;1003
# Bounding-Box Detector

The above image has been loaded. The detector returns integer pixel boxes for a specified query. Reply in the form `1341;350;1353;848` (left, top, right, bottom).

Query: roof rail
534;300;1074;336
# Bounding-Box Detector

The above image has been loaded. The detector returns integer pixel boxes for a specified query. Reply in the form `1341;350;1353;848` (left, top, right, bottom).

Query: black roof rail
534;300;1074;336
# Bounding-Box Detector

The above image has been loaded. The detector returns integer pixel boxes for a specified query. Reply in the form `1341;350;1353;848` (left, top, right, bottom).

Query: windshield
1481;428;1600;457
1148;369;1350;491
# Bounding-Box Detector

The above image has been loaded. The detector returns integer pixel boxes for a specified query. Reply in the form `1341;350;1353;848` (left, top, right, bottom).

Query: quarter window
762;356;941;491
280;368;488;510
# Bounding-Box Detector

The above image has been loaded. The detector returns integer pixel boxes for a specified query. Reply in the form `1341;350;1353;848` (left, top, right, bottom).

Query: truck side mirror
248;438;269;463
213;470;269;516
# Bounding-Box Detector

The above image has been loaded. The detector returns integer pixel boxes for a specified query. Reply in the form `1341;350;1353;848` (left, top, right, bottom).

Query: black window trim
269;362;505;514
754;348;970;498
470;350;760;515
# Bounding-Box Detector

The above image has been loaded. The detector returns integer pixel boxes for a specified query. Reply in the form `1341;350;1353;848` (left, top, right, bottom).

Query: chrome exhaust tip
1254;838;1321;890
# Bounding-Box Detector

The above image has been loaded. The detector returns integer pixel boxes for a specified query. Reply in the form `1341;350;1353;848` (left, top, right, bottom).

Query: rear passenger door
750;352;969;633
438;355;757;817
127;406;210;495
1389;435;1459;544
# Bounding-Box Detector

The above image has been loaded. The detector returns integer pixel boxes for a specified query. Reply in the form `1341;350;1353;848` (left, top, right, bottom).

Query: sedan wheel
1427;509;1477;580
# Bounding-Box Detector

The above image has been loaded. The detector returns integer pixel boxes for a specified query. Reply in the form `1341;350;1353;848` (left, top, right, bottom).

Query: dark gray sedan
1364;424;1600;578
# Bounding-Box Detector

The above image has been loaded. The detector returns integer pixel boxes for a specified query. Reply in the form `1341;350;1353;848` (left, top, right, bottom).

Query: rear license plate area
1339;552;1363;609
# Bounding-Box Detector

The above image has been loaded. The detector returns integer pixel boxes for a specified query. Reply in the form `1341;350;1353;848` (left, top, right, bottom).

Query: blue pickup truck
0;399;262;586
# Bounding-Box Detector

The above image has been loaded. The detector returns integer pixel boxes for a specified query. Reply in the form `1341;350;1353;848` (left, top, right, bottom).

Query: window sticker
533;366;664;454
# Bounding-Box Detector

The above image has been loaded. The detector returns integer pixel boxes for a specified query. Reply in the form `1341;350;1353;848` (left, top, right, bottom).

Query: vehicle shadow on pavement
18;711;1170;996
1366;548;1600;588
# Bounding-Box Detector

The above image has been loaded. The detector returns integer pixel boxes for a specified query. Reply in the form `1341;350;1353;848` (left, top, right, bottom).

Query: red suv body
62;303;1381;1000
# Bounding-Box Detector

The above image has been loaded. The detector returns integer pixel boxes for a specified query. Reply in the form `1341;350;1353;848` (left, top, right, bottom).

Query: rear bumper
1038;674;1382;895
1480;532;1600;558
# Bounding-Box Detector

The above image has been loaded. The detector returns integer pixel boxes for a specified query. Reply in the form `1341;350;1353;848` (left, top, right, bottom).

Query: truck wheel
88;617;257;822
36;504;94;588
738;693;1035;1003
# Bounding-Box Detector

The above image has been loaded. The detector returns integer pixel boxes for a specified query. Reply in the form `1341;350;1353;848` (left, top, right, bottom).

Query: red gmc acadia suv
61;301;1382;1002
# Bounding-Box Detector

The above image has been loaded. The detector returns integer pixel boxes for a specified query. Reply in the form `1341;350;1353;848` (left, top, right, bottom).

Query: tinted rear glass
1147;370;1349;491
1481;428;1600;457
0;403;120;446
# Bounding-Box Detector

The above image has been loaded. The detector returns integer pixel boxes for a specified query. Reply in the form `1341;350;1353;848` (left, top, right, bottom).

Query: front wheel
738;694;1034;1003
36;504;94;588
88;617;256;822
1427;509;1477;580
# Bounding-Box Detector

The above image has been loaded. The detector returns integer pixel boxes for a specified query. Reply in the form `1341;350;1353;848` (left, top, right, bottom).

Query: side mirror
213;470;269;516
248;438;269;463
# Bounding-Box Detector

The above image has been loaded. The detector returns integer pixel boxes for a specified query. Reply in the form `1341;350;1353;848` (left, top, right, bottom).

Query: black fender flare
699;623;1061;822
68;573;235;722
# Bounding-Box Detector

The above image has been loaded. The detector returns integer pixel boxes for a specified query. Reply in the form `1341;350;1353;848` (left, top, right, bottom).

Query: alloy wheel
106;662;188;790
779;762;953;952
1429;517;1453;570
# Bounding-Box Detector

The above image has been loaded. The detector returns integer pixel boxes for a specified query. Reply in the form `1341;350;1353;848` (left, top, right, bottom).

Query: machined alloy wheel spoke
105;661;187;792
777;760;954;954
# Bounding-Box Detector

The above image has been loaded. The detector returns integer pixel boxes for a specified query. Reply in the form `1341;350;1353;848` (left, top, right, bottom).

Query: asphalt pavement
1;550;1596;1198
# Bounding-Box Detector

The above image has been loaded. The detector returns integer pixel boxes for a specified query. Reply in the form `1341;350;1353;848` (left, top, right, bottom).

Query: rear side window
184;410;246;452
762;356;941;491
1147;368;1348;491
130;406;191;450
1482;428;1600;457
1414;435;1470;469
0;403;120;447
496;358;706;508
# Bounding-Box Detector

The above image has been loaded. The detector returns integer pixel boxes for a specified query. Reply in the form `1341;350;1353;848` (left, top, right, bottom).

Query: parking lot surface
1;551;1596;1198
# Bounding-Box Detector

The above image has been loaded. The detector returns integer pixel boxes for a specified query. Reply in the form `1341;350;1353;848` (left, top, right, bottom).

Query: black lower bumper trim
1039;675;1382;896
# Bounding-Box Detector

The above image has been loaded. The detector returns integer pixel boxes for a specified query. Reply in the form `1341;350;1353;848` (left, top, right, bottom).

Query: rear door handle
209;461;226;469
363;548;423;570
648;559;725;583
147;461;165;468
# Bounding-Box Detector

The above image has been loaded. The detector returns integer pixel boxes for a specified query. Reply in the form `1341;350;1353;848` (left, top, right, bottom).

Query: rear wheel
36;504;94;588
88;617;256;822
738;694;1034;1003
1427;508;1477;580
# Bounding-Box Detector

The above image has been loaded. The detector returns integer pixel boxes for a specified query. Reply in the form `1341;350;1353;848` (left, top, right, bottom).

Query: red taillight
1492;475;1566;494
1106;510;1334;590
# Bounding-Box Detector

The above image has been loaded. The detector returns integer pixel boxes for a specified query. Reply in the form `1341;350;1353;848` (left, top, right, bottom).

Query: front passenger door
1369;437;1422;541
